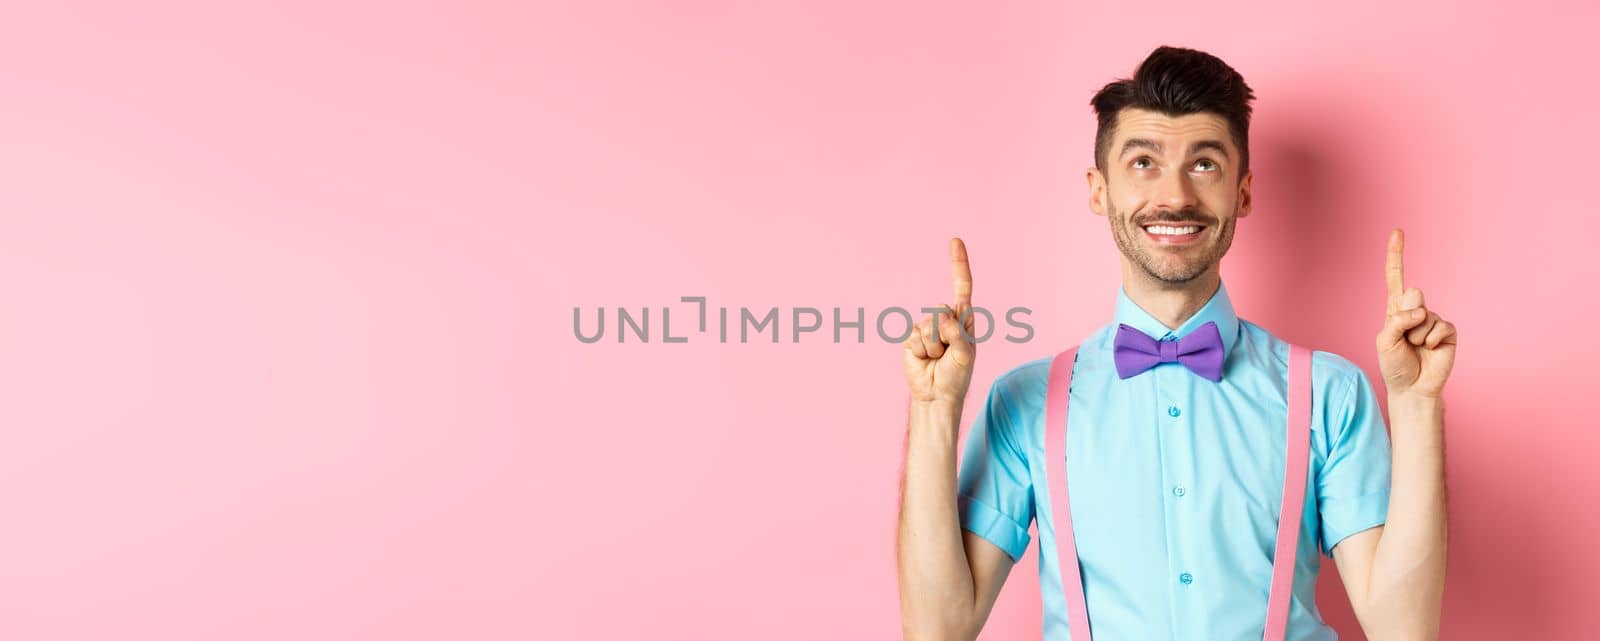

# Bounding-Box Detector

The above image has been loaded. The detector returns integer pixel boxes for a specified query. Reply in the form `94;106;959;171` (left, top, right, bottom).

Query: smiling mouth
1142;223;1206;236
1140;222;1207;245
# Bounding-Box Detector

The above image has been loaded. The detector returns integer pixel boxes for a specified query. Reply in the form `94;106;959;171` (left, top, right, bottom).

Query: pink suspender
1043;344;1313;641
1265;343;1313;641
1043;347;1092;639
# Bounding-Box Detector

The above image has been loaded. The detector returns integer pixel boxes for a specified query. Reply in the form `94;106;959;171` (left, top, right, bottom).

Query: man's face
1087;108;1253;285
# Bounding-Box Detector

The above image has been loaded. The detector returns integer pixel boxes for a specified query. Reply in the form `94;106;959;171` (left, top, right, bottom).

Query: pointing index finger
950;237;973;310
1386;228;1405;309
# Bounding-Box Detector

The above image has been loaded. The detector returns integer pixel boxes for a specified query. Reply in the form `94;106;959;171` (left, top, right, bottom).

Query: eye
1193;158;1219;172
1132;157;1154;170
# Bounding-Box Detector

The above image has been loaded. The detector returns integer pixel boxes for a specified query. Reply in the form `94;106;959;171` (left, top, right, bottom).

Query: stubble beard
1108;202;1236;285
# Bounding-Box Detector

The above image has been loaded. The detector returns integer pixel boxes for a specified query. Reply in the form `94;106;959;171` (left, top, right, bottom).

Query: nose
1152;165;1198;212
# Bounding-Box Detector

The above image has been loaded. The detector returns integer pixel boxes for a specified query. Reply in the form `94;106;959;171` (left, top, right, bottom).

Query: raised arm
1338;228;1453;640
896;238;1015;641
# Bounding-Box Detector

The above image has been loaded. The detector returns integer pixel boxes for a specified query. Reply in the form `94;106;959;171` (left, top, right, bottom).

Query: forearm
897;400;977;641
1364;394;1449;640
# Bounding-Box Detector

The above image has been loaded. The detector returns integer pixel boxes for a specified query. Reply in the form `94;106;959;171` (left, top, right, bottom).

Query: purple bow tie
1113;320;1225;382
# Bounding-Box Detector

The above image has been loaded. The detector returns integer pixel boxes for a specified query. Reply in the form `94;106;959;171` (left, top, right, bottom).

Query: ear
1087;167;1107;217
1236;169;1253;219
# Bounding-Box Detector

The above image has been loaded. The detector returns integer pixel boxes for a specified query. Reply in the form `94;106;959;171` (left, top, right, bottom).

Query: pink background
2;1;1596;639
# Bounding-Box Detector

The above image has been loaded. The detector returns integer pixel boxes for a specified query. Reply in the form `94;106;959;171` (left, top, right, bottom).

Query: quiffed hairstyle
1091;46;1256;175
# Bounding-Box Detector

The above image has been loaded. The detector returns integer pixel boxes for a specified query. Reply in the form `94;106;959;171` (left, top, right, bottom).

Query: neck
1121;262;1221;331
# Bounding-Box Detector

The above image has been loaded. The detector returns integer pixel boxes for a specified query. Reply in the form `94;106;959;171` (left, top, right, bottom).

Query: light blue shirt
956;279;1392;641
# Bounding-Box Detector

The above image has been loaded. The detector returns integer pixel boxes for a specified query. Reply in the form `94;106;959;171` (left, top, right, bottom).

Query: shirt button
1179;572;1193;585
1173;485;1186;497
1167;405;1181;418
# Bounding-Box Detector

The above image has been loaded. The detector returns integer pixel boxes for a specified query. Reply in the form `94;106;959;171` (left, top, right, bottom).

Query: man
895;46;1452;641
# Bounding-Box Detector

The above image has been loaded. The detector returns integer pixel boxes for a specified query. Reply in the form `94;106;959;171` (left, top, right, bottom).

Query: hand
903;238;979;406
1376;228;1457;399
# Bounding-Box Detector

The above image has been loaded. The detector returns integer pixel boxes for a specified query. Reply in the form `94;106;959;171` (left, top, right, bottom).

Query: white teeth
1145;225;1200;235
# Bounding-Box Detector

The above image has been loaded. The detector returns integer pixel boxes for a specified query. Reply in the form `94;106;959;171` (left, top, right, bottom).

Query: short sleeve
1316;363;1394;557
955;374;1035;563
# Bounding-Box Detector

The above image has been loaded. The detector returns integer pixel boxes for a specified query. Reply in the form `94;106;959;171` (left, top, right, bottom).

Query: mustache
1135;210;1216;226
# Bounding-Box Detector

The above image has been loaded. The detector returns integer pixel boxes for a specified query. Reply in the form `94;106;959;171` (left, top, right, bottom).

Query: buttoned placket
1150;331;1200;628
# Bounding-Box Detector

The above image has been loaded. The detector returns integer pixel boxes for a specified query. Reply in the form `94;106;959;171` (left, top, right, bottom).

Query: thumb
953;302;977;338
937;307;976;366
1377;307;1427;352
936;307;968;346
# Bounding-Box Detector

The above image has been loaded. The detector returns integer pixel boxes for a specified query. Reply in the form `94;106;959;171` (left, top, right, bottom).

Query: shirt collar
1112;279;1241;363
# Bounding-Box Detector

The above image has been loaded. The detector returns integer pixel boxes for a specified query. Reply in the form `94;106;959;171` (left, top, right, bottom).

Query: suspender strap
1042;344;1313;641
1043;347;1090;639
1265;343;1313;641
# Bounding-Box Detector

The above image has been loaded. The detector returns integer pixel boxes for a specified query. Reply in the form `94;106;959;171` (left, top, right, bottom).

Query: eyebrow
1118;138;1233;159
1191;139;1231;158
1119;138;1162;158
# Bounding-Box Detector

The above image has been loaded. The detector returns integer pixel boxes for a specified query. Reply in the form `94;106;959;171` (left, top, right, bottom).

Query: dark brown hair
1091;46;1256;174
